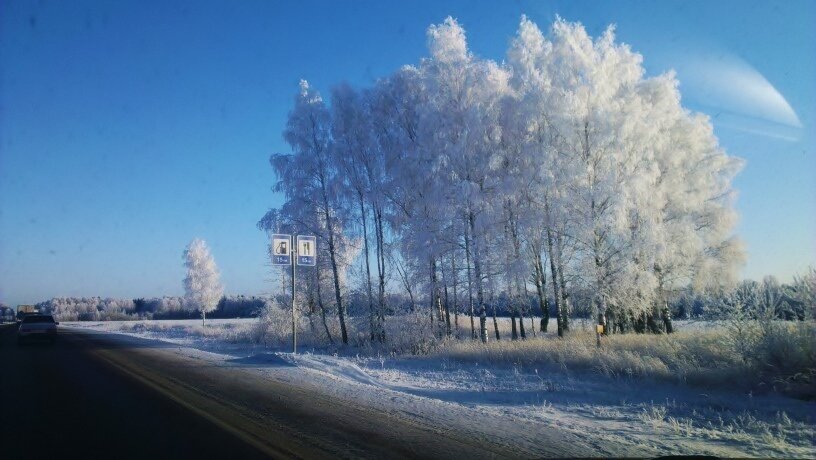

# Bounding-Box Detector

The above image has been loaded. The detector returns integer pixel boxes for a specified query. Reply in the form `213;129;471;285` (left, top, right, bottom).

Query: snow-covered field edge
65;318;815;458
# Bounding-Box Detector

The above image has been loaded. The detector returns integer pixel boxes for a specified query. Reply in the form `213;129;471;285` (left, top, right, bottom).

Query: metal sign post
270;233;296;353
270;233;316;355
291;234;297;354
292;235;316;353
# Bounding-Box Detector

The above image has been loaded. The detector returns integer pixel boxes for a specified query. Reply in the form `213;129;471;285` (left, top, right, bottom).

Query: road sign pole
269;232;297;353
291;234;297;354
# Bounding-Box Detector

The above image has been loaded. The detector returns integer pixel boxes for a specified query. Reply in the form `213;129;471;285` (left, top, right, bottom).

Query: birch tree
269;80;351;344
261;15;745;341
182;238;223;326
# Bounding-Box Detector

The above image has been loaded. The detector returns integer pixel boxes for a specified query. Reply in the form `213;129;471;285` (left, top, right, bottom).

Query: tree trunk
507;204;526;341
634;312;646;334
533;248;549;332
555;234;570;333
492;302;500;341
452;251;459;337
656;272;673;334
316;160;349;345
406;285;416;313
441;259;452;336
306;288;318;336
521;274;532;338
374;206;387;342
430;256;443;338
464;220;476;340
315;267;333;344
616;309;626;334
321;197;348;344
468;211;488;343
506;240;517;341
662;300;673;334
607;309;616;334
546;227;564;337
395;257;416;315
358;194;376;342
647;306;662;334
329;246;348;344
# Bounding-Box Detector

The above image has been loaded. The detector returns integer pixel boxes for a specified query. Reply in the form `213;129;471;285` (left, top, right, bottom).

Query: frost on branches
260;16;744;342
183;238;224;325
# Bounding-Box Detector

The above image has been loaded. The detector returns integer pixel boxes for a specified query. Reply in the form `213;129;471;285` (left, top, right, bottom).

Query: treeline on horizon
18;270;814;326
31;295;267;322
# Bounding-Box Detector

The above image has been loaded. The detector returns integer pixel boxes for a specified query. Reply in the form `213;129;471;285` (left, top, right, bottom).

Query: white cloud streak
673;52;802;130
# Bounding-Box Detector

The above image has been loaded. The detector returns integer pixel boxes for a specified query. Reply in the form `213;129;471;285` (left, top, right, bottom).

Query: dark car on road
17;314;59;345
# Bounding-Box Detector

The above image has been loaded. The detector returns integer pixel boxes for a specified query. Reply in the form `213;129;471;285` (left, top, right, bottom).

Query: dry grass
98;312;816;398
635;400;815;457
433;322;816;398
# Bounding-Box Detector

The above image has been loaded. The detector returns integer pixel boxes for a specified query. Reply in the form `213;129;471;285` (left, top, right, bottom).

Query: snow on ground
67;319;815;458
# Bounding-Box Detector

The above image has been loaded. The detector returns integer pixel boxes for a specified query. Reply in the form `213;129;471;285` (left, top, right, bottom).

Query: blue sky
1;0;814;305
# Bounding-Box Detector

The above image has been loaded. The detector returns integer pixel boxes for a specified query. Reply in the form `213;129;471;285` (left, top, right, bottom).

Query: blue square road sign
271;234;292;265
296;235;316;266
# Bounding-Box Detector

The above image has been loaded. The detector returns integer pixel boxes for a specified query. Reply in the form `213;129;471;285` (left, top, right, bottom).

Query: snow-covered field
66;319;815;458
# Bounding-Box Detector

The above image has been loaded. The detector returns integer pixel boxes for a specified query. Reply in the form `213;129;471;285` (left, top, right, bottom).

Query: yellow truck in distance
16;305;38;321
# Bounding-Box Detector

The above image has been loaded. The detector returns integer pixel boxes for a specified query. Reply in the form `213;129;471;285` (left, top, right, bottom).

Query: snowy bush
253;299;346;348
349;311;441;355
252;299;294;346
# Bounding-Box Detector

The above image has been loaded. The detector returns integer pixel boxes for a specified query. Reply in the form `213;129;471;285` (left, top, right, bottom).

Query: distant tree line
672;270;816;324
16;266;814;329
36;295;269;322
0;303;14;322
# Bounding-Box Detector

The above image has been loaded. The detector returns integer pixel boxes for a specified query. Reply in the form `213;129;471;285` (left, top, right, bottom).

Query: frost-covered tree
506;16;578;337
789;267;816;320
262;15;745;341
0;303;13;322
638;73;743;333
183;238;224;326
262;80;352;344
505;16;743;335
415;17;512;342
330;83;389;342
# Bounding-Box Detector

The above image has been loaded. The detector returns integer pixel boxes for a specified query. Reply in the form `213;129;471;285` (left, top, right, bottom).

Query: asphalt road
0;323;268;459
1;323;582;459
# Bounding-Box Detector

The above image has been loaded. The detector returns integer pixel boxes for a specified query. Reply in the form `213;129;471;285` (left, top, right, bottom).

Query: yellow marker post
596;324;604;348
